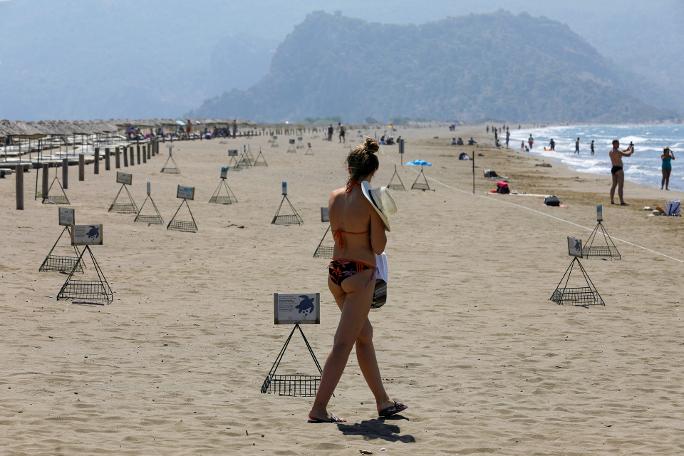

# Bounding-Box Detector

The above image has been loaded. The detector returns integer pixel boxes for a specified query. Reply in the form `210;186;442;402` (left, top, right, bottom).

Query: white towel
375;252;388;283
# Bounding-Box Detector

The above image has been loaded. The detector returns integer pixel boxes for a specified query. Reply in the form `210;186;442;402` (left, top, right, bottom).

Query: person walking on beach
575;137;580;154
528;134;534;150
308;137;406;423
609;139;634;205
661;147;675;190
327;124;334;142
339;124;346;143
590;140;595;156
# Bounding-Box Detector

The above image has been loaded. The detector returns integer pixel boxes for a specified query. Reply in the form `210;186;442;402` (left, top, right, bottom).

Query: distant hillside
194;11;673;123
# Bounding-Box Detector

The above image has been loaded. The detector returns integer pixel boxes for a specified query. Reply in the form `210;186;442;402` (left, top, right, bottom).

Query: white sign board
177;185;195;200
320;207;329;223
596;204;603;222
71;224;103;246
117;172;133;185
228;149;239;157
59;207;75;226
220;166;229;179
273;293;320;324
567;236;583;257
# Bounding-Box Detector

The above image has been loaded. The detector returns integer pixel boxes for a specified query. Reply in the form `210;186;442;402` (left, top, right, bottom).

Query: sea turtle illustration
296;295;315;316
86;225;100;240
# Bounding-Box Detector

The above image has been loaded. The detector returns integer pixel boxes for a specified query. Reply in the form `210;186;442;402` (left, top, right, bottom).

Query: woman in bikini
308;138;406;423
661;147;675;190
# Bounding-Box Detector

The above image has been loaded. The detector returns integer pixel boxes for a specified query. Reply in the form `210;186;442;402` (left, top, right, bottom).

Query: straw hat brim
361;181;391;231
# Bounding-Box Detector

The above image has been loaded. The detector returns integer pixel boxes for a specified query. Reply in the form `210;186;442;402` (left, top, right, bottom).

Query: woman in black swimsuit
308;138;406;423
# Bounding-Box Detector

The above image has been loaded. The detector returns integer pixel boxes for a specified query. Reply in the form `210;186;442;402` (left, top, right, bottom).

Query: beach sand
1;126;683;455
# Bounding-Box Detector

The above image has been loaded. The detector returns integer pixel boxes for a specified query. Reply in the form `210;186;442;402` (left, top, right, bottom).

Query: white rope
430;176;684;264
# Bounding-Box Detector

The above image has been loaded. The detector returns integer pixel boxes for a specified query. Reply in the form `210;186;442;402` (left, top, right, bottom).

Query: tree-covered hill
193;11;673;123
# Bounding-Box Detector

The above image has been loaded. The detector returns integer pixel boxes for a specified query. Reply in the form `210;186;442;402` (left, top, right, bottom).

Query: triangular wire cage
411;167;432;191
43;176;70;205
261;324;324;397
134;195;164;225
550;257;605;307
208;179;238;205
57;245;113;305
34;165;46;200
236;150;253;168
387;165;407;191
270;138;279;148
228;155;243;171
272;195;304;225
296;137;305;149
167;199;198;233
313;225;334;258
286;139;297;154
161;152;180;174
253;149;268;166
108;184;138;214
582;221;621;260
304;143;314;156
39;225;84;273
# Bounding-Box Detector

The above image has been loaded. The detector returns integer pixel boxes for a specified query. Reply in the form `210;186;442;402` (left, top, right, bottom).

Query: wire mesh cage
108;184;138;214
57;245;113;305
161;154;180;174
550;257;605;307
167;200;198;233
582;221;621;260
134;195;164;225
313;225;334;258
261;374;321;397
209;180;238;205
39;226;84;273
272;195;303;225
43;177;70;205
253;149;268;166
387;165;407;191
411;168;432;191
261;324;323;397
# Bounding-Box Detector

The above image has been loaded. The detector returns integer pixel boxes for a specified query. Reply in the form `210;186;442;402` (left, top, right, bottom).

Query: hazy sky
0;0;681;119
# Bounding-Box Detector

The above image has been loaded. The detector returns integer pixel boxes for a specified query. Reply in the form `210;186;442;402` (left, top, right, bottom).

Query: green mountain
194;11;674;123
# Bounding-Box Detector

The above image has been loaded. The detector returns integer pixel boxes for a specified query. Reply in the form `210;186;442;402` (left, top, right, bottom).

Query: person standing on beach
590;140;595;156
520;140;525;152
327;124;334;142
549;138;555;151
661;147;675;190
575;137;580;154
528;134;534;150
339;124;346;143
609;139;635;205
505;130;510;148
308;138;406;423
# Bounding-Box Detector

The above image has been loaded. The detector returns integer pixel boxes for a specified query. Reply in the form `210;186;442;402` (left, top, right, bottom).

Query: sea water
509;124;683;192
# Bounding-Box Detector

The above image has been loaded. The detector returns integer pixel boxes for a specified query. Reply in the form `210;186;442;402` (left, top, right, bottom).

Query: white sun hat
361;181;397;231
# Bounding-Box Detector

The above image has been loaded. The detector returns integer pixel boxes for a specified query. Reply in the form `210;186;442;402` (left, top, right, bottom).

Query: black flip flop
308;414;345;423
378;401;408;418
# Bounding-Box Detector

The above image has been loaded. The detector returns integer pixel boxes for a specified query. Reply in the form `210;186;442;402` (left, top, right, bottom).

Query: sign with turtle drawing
273;293;320;324
71;224;103;245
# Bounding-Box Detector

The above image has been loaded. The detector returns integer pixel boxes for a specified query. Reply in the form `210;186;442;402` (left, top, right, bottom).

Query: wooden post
105;148;111;170
94;148;100;174
130;146;135;166
115;147;121;168
15;165;24;210
123;145;129;167
142;145;147;163
472;149;475;195
146;144;151;160
42;163;49;200
136;144;141;164
62;158;69;189
78;154;85;181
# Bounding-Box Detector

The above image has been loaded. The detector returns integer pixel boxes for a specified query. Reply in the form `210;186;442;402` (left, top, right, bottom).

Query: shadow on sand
337;415;415;443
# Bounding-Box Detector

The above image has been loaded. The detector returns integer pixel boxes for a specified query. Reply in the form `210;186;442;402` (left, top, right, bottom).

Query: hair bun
364;137;379;154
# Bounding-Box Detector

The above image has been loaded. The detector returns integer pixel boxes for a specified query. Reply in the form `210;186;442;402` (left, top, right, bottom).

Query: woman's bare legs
308;270;375;421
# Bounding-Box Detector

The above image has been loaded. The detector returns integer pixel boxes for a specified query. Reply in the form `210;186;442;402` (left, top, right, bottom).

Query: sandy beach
1;125;683;455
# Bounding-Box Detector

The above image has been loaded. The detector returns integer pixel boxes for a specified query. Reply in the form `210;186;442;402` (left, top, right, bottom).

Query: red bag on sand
495;181;510;194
